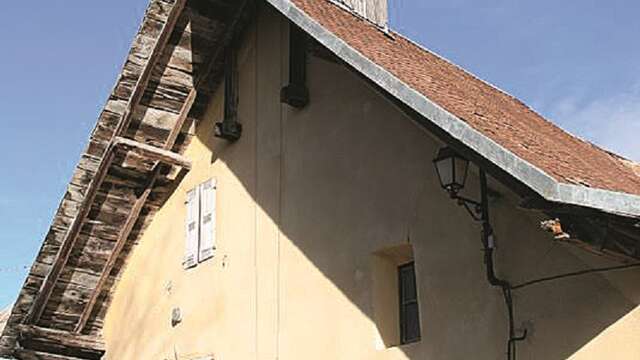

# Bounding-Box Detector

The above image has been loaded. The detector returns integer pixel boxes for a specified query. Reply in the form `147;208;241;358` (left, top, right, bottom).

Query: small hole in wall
171;307;182;327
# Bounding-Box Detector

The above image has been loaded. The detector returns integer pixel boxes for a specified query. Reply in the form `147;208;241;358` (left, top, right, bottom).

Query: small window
398;262;421;344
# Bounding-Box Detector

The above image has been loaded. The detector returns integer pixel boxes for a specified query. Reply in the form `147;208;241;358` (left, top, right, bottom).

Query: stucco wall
103;5;640;360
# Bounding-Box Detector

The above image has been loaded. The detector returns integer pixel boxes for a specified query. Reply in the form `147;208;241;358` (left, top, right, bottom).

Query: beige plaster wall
103;5;640;360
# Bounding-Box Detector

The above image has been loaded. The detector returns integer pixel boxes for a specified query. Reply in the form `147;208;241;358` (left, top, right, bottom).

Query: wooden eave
0;0;254;358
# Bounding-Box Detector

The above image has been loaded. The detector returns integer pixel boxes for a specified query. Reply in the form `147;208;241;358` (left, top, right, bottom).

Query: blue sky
0;0;638;309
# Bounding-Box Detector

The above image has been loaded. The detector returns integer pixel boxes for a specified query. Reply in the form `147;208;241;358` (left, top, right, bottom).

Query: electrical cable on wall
512;262;640;291
434;148;640;360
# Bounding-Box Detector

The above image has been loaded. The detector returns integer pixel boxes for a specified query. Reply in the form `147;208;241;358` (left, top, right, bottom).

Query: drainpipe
479;170;526;360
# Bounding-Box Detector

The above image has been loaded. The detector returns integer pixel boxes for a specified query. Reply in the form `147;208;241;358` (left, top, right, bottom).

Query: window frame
398;261;421;345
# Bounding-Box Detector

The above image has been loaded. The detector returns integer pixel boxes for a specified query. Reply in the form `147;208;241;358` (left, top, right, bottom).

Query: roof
272;0;640;217
2;0;640;358
0;307;9;335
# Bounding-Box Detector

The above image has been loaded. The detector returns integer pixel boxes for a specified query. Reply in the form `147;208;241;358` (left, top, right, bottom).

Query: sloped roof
272;0;640;217
0;307;9;335
302;0;640;194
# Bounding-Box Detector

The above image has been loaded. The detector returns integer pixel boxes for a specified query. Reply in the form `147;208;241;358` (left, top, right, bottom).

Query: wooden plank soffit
24;0;189;325
74;0;253;333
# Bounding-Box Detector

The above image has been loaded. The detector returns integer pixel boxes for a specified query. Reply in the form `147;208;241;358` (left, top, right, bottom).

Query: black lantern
433;147;469;197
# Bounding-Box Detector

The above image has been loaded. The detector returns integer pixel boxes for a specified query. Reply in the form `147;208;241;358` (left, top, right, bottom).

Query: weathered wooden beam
215;46;242;141
23;150;117;325
18;325;105;353
113;0;189;137
74;168;161;333
74;38;200;335
281;23;309;108
25;0;188;325
113;137;192;169
75;115;195;333
17;325;104;360
13;349;87;360
74;0;253;334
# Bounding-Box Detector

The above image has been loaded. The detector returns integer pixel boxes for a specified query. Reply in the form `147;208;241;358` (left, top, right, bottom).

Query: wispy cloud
546;83;640;162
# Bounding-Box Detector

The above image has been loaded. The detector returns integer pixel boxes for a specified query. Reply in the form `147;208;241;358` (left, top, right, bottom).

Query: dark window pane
403;302;421;343
399;262;421;344
400;265;417;301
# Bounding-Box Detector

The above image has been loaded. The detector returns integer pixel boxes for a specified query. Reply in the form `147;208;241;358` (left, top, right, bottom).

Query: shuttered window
183;188;200;269
199;179;217;262
183;179;217;269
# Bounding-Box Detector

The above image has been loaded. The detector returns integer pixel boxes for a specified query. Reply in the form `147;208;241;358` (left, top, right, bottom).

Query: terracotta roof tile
292;0;640;196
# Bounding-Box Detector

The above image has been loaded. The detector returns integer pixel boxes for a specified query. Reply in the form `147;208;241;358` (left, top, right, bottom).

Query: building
1;0;640;359
0;307;8;337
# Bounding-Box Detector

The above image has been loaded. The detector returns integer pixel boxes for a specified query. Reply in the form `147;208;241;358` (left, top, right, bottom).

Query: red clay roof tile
292;0;640;196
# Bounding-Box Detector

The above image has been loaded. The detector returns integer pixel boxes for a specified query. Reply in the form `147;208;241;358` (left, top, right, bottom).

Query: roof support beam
113;137;192;169
73;166;164;333
74;97;196;333
281;23;310;108
75;0;253;333
24;0;188;325
14;349;88;360
75;0;254;333
17;325;104;359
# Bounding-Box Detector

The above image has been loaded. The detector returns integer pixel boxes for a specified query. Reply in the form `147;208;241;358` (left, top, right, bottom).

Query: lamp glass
435;156;453;189
453;155;469;191
433;147;469;194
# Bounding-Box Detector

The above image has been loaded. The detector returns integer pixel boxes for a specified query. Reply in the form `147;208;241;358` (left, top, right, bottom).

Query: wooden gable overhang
0;0;253;358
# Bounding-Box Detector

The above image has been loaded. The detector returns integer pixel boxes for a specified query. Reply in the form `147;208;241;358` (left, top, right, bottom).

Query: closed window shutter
184;187;200;269
199;179;217;262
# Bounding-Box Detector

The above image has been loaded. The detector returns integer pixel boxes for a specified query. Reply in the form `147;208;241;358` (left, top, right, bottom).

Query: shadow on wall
114;6;640;359
197;39;640;360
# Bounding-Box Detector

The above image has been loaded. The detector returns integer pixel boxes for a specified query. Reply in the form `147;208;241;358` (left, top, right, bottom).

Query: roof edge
267;0;640;219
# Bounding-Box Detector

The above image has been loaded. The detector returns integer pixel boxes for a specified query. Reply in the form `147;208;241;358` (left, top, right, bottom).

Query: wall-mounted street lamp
432;146;526;360
433;146;469;197
433;147;482;221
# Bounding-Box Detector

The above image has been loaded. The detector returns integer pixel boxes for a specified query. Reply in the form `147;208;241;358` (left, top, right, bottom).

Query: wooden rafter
75;93;196;333
75;0;255;333
17;325;105;354
113;137;192;169
14;349;88;360
74;0;253;333
25;0;189;325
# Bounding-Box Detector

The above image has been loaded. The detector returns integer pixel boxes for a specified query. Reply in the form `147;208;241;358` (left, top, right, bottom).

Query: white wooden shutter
199;179;217;262
183;187;200;269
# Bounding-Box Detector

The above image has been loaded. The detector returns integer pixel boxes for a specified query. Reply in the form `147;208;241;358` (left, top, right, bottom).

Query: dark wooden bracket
215;47;243;142
281;23;309;108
